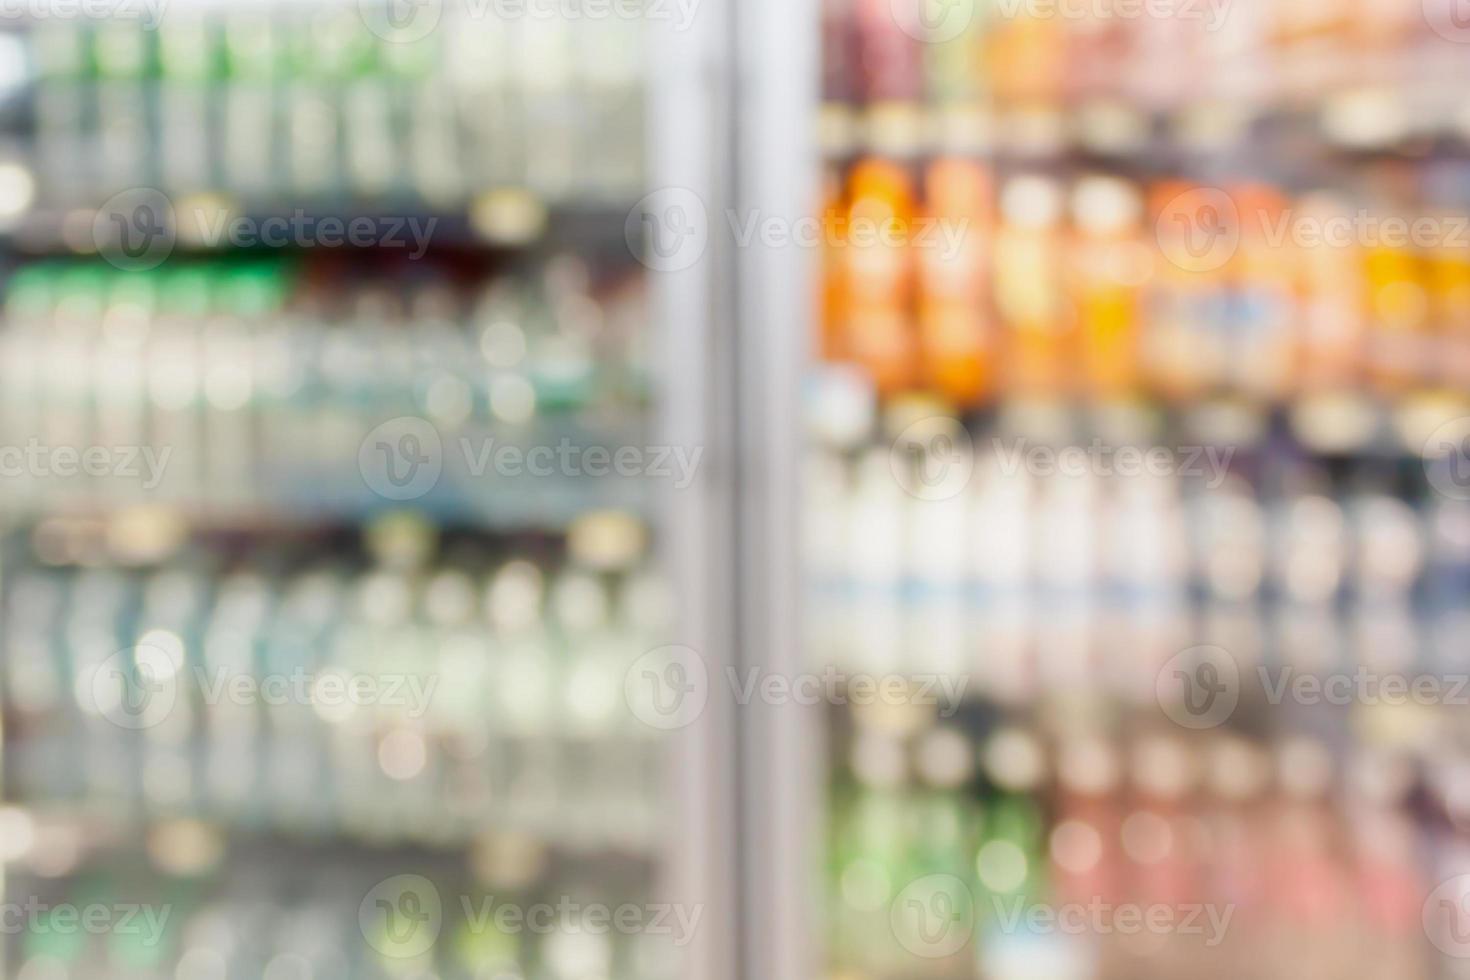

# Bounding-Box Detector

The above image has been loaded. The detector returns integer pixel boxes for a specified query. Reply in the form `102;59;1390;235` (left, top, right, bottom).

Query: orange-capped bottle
995;174;1071;397
917;157;993;406
1070;175;1147;400
842;158;918;395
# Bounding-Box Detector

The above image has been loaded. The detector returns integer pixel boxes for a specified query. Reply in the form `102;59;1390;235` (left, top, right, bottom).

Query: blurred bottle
842;159;919;395
995;175;1069;398
1070;176;1146;399
918;158;993;405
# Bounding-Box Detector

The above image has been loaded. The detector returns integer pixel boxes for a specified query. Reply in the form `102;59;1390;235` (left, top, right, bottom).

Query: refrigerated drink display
810;2;1470;979
0;4;690;980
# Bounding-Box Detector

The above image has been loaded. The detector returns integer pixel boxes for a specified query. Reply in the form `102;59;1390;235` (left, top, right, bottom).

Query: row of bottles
4;852;674;980
18;3;644;206
827;0;1469;124
808;436;1470;699
820;159;1470;404
0;256;651;513
830;714;1470;980
2;512;668;850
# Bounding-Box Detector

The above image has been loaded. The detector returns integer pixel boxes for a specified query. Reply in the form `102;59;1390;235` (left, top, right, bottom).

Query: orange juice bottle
843;158;918;395
995;175;1070;398
917;157;993;406
1070;176;1147;399
1362;220;1429;395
